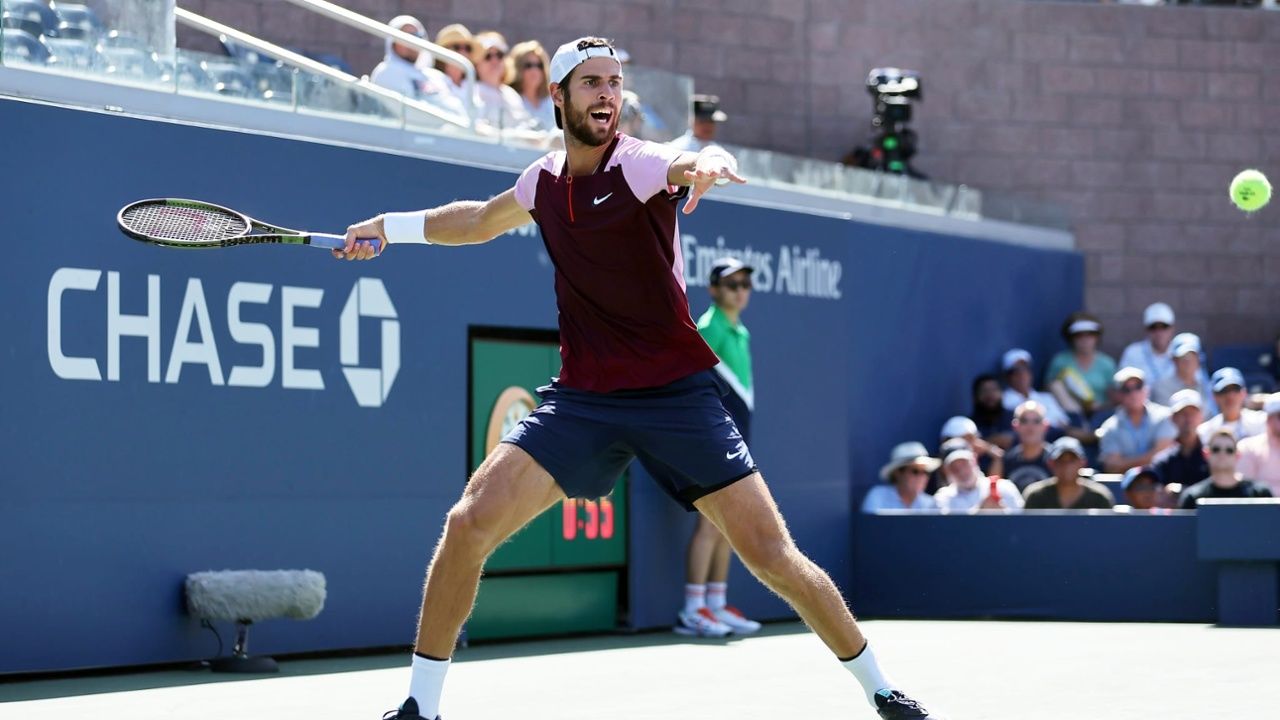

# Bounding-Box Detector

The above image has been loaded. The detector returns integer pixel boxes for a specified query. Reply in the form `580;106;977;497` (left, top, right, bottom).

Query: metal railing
278;0;478;132
175;7;469;131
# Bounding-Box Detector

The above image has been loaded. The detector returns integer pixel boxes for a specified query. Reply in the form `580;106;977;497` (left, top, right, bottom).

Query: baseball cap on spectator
1048;436;1086;460
1171;334;1201;358
1170;389;1203;414
1211;367;1245;393
939;416;978;440
692;94;728;122
1121;465;1160;491
709;257;753;284
943;445;975;465
1060;311;1104;342
879;441;941;481
1002;348;1032;372
1264;393;1280;415
1143;302;1175;328
1113;367;1145;388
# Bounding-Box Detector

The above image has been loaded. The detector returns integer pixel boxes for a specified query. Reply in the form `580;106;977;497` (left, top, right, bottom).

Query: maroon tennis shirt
514;133;719;392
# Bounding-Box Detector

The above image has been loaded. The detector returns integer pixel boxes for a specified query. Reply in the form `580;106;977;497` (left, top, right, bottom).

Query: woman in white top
507;40;556;131
470;31;533;131
861;442;940;512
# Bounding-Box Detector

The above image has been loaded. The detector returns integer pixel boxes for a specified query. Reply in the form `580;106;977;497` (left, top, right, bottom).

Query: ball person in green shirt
674;257;762;637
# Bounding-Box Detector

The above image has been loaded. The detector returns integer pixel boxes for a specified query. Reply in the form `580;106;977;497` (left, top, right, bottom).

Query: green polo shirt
697;304;752;390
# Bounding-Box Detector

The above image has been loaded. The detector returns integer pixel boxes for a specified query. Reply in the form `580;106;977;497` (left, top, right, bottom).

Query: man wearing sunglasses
1178;428;1274;509
675;257;761;638
1098;367;1176;474
1119;302;1178;387
1235;394;1280;495
1198;367;1267;444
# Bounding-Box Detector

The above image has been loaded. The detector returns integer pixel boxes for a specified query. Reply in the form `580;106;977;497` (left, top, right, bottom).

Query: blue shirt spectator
1098;367;1177;473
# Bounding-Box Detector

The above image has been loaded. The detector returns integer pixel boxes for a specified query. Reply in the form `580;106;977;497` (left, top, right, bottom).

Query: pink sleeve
514;153;557;211
617;137;685;203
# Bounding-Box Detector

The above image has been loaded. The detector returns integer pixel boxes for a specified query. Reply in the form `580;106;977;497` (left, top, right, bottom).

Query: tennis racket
117;198;379;252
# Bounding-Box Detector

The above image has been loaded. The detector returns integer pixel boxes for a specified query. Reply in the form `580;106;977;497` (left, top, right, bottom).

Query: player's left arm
668;146;747;215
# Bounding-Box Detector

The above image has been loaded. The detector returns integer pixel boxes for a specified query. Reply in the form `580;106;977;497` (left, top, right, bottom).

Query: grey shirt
1099;403;1177;460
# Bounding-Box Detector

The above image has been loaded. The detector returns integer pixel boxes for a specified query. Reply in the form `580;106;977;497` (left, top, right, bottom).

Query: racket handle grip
310;233;381;252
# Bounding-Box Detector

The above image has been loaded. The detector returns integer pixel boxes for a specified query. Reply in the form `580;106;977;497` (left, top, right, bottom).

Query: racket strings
121;203;249;243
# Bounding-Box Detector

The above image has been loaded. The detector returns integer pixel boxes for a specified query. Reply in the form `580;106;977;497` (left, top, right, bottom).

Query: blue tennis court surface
3;619;1276;719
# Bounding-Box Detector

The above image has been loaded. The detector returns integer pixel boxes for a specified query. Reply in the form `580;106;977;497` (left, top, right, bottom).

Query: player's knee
442;503;498;563
734;532;796;585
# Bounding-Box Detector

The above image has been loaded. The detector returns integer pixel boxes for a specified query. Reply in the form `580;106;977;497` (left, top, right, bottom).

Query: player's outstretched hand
336;215;386;260
682;156;746;215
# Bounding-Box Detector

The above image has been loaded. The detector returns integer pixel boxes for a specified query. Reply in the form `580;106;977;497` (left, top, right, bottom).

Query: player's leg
696;474;942;719
391;443;564;720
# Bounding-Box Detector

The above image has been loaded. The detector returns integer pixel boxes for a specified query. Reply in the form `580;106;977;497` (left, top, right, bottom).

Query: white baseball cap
1171;333;1201;358
1170;389;1203;414
549;37;621;86
940;415;978;440
1002;348;1032;372
1264;393;1280;416
1143;302;1175;327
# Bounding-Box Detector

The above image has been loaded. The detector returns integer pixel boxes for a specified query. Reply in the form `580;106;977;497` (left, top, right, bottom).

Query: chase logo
47;269;401;407
340;278;399;408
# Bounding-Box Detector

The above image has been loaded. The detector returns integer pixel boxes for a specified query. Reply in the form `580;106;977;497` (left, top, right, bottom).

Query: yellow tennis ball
1230;169;1271;213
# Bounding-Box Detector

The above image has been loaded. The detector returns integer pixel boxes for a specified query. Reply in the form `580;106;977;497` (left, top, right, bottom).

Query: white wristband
382;210;429;245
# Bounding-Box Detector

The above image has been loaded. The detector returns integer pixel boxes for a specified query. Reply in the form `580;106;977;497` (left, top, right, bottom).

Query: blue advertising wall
1;97;1085;673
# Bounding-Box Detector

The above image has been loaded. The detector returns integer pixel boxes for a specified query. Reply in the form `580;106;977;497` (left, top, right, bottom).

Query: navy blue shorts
502;370;758;511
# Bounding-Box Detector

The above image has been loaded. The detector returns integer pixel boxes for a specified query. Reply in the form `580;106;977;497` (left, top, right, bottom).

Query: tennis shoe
711;605;761;634
673;607;733;637
873;689;945;719
381;697;438;720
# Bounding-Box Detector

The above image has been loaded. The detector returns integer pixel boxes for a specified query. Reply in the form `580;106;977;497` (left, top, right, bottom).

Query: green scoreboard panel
466;333;627;640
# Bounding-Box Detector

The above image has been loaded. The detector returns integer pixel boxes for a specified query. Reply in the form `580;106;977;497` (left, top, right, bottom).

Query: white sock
408;653;450;718
706;582;728;611
683;584;706;614
841;641;895;706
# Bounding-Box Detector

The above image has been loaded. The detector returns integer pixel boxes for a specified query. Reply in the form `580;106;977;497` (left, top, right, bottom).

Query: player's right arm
335;187;531;260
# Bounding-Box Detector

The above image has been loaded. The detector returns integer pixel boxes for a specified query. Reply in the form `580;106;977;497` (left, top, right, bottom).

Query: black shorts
502;370;757;511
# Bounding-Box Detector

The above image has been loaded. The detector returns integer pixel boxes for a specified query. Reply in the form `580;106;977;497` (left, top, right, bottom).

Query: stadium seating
2;28;52;64
1;0;58;39
49;2;104;40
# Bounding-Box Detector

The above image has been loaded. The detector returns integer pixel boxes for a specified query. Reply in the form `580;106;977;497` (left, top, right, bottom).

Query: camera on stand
843;67;926;179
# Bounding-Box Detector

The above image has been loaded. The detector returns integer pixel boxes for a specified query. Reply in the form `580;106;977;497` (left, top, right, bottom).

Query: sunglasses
485;50;506;61
521;61;544;71
1148;323;1172;331
447;43;473;54
901;467;930;476
1210;446;1236;455
720;281;752;291
1120;383;1144;394
1017;415;1044;425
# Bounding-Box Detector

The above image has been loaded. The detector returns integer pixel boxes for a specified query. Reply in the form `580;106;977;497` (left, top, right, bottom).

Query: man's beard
563;97;617;147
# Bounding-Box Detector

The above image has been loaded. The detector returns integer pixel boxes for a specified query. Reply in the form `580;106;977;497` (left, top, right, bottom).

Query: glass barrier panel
622;65;692;143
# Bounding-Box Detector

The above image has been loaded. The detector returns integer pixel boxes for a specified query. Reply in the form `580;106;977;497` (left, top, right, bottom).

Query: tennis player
339;36;943;720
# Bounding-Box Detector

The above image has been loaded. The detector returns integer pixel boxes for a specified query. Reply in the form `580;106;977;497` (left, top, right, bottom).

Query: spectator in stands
1119;302;1177;386
1236;394;1280;495
370;16;462;117
933;444;1024;513
431;23;475;105
1003;401;1054;491
1023;437;1115;509
1178;428;1274;509
669;94;727;152
1151;389;1208;492
940;415;1003;478
1045;312;1117;424
1001;349;1074;431
1120;466;1171;511
1151;333;1217;416
619;89;645;137
1198;368;1267;443
469;31;533;131
1097;367;1176;473
862;442;940;512
971;373;1015;450
507;40;555;131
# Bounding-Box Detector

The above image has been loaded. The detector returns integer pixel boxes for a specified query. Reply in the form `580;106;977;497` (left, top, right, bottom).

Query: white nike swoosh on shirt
593;193;613;205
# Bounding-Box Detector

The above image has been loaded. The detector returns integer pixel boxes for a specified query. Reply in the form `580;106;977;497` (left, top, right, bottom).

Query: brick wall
178;0;1280;354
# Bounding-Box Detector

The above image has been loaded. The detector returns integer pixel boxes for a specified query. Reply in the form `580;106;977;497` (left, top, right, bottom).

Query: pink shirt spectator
1236;433;1280;495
